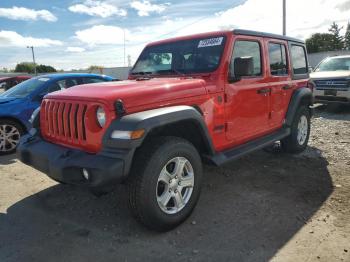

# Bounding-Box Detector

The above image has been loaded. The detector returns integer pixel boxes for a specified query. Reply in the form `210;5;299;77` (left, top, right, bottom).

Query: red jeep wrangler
18;30;312;231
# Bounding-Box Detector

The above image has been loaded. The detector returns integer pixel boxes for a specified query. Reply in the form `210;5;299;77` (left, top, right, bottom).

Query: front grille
314;78;349;90
41;100;88;144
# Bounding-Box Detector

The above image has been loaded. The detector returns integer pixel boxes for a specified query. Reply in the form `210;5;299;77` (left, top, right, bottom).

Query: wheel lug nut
175;175;178;179
169;189;172;192
169;179;172;183
178;182;181;185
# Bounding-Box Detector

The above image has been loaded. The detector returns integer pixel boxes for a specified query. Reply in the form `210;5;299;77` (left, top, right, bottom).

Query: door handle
257;88;271;94
282;85;292;90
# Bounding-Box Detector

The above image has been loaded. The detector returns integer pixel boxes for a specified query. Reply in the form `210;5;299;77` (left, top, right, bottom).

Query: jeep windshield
315;56;350;72
131;36;226;76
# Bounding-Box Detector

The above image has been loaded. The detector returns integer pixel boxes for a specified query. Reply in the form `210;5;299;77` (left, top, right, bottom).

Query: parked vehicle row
16;29;313;231
310;55;350;106
0;75;31;91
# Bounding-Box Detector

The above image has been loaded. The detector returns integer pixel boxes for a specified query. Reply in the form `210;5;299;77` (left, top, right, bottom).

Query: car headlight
29;107;40;124
96;106;106;127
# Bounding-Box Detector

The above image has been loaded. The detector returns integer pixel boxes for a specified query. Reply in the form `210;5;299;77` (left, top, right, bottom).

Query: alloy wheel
0;124;21;153
156;157;194;214
297;115;308;145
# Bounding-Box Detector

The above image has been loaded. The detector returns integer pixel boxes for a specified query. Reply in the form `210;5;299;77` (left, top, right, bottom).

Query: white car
310;55;350;105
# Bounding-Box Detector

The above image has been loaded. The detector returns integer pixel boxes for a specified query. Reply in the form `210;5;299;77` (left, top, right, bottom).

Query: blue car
0;73;114;154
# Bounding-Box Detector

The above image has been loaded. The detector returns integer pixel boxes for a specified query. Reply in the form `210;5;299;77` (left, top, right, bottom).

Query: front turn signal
130;129;145;139
111;129;145;140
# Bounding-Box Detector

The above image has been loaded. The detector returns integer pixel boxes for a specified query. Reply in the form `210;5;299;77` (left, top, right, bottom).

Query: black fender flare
101;106;216;175
284;87;313;127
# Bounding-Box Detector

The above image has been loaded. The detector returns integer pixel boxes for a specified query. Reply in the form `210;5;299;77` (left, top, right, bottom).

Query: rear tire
281;106;311;154
0;119;24;155
128;136;202;231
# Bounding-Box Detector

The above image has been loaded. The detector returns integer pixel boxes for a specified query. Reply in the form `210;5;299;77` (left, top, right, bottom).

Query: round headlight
96;106;106;127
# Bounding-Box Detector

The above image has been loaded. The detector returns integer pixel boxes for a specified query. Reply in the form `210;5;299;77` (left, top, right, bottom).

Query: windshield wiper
156;69;186;77
131;69;187;77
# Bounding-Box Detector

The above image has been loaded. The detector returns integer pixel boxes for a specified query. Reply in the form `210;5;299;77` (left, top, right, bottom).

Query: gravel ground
0;105;349;262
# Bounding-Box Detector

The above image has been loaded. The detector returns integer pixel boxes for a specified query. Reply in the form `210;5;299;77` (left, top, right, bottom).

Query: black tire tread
128;136;201;231
281;106;310;154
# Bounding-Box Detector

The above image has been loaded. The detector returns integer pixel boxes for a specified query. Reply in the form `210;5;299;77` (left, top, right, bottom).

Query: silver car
310;55;350;105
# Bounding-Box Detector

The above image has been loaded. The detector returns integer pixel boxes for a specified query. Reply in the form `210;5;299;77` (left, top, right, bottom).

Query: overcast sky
1;0;350;70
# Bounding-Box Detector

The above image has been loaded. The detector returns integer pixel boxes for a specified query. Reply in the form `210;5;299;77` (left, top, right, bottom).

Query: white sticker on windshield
198;37;223;48
38;78;50;82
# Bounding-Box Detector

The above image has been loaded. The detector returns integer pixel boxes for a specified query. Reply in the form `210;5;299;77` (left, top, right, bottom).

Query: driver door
225;37;270;145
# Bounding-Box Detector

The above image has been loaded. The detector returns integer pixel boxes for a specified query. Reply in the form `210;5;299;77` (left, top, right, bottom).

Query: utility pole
283;0;286;36
123;29;126;67
27;46;37;75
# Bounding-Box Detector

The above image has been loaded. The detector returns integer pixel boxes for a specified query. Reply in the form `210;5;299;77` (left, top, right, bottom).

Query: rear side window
47;82;62;93
268;43;288;76
291;45;307;74
231;40;262;76
56;79;79;89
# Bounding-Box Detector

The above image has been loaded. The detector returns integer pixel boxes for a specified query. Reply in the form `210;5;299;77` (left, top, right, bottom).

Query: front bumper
17;133;129;194
314;89;350;104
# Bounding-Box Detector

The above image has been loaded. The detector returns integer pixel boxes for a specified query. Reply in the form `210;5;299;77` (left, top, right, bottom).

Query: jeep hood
310;71;350;79
45;78;207;111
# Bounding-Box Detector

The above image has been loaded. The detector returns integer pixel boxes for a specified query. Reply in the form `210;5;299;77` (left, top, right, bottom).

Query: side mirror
228;57;254;83
308;66;314;73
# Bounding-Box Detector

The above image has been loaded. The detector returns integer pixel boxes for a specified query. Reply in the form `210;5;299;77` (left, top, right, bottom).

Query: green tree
328;22;344;50
305;33;334;53
344;22;350;50
14;62;56;74
14;62;35;73
36;64;56;73
88;65;104;74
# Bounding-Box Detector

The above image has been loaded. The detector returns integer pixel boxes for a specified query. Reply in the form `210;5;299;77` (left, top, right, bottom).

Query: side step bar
208;128;291;166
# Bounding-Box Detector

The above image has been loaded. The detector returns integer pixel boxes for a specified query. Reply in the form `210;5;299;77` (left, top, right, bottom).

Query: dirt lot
0;105;349;262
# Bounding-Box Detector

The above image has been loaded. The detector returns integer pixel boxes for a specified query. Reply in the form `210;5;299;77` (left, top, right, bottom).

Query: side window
231;40;262;77
56;79;78;89
47;82;62;93
268;43;288;76
83;77;107;84
291;45;307;74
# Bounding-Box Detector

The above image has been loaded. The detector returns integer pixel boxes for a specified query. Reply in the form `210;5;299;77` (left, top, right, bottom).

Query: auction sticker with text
198;37;224;48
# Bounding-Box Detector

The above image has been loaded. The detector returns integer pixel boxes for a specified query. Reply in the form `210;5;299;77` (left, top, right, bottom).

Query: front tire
281;106;311;153
128;136;202;231
0;119;24;155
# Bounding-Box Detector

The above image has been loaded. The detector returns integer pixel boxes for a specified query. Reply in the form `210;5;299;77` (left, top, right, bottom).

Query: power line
63;3;242;67
113;2;240;50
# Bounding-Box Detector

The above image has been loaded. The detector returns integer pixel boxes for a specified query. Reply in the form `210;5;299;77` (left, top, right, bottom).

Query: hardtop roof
233;29;305;44
146;29;305;47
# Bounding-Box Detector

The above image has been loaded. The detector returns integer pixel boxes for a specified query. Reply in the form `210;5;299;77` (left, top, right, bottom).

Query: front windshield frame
315;57;350;72
0;77;49;98
131;35;227;76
